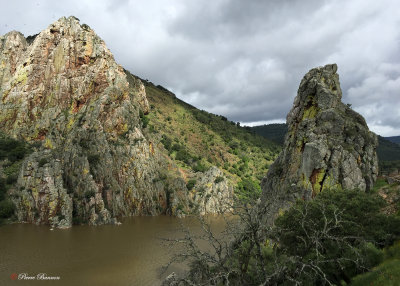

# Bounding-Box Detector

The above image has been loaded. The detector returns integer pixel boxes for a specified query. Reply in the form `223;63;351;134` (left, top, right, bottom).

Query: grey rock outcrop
1;17;234;227
260;64;378;223
191;166;233;215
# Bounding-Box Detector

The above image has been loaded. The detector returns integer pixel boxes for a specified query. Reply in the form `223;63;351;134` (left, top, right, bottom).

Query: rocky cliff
260;64;378;223
0;17;233;227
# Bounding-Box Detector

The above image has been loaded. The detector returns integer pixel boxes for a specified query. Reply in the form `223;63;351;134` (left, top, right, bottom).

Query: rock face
260;64;378;223
191;166;233;215
0;17;232;227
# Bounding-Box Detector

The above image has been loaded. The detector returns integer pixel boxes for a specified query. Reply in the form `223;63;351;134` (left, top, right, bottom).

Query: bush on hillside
0;199;15;218
235;178;261;202
193;162;208;173
214;176;224;184
0;133;30;163
186;179;197;191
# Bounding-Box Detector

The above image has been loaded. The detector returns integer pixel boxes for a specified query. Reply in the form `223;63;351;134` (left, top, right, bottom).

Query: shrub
176;149;192;164
38;157;49;167
161;135;172;151
197;186;206;194
87;154;100;165
141;115;149;128
0;200;15;218
193;162;208;173
0;178;6;201
6;174;18;185
0;134;30;163
236;178;261;201
186;179;197;190
171;143;181;152
84;190;96;200
79;138;90;149
214;176;224;184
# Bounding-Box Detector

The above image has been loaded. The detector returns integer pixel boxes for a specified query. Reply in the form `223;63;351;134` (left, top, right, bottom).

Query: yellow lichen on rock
311;168;325;196
15;67;28;85
44;138;54;149
302;105;318;120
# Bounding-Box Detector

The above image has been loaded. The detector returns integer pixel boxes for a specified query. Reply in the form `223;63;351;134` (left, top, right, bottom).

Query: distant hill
385;136;400;145
376;136;400;161
250;123;287;145
250;124;287;147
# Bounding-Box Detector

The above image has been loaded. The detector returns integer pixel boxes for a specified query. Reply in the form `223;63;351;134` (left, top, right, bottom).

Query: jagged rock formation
192;166;233;215
0;17;232;227
260;64;378;223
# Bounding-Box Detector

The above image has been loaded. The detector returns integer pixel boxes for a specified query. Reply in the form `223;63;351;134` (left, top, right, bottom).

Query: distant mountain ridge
250;123;287;145
385;136;400;145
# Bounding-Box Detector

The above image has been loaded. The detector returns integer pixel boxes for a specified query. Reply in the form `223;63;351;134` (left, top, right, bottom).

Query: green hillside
125;71;281;188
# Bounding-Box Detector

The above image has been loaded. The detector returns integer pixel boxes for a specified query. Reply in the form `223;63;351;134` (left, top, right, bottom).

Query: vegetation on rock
0;132;32;224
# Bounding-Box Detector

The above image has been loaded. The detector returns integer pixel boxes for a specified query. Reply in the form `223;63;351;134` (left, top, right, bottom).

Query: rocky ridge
0;17;233;227
260;64;378;223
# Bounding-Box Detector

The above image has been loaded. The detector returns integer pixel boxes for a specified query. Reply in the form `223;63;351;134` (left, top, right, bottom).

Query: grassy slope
126;71;281;187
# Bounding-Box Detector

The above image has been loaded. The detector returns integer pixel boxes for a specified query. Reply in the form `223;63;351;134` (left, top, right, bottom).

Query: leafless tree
161;194;376;286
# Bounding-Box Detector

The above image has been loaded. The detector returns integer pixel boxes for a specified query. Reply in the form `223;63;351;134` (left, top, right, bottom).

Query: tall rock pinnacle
260;64;378;223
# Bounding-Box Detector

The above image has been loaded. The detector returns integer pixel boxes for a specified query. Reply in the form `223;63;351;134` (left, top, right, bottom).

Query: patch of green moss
302;105;319;120
312;169;325;195
320;173;342;192
44;138;54;149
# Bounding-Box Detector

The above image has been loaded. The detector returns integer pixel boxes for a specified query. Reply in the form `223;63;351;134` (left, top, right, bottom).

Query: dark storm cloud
1;0;399;135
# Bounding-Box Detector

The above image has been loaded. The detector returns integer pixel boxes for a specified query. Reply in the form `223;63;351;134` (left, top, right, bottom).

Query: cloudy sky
1;0;399;136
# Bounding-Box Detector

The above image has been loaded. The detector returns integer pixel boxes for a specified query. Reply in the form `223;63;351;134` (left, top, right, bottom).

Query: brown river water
0;216;228;286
